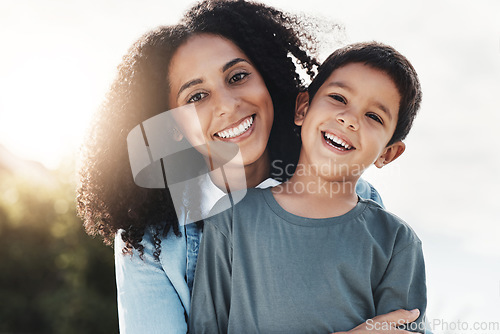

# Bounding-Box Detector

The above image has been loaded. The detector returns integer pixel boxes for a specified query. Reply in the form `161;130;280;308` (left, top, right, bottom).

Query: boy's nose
336;111;359;131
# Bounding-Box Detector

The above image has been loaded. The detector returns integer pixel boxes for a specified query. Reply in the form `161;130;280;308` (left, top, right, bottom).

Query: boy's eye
187;92;208;103
229;72;249;84
367;113;383;124
329;94;347;104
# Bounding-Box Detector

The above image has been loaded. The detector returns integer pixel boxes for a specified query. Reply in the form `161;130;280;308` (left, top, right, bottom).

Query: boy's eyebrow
326;81;353;91
374;102;392;120
327;81;393;120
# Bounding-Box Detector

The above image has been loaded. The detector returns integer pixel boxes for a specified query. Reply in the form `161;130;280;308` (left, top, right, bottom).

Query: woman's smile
214;114;255;140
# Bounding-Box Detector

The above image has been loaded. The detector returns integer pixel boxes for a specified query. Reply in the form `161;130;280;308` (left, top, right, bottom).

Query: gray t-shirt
190;188;427;334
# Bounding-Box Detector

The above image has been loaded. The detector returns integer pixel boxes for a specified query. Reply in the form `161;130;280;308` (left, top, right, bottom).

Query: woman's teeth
216;116;253;139
323;132;353;150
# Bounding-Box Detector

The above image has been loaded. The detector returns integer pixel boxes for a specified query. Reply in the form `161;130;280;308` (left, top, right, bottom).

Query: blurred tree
0;161;118;334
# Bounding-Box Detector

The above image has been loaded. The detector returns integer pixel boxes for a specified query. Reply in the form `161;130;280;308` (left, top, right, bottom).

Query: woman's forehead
172;34;248;66
168;34;252;86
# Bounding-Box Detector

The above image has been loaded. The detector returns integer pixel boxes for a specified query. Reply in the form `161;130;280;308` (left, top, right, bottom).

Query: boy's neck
272;163;360;219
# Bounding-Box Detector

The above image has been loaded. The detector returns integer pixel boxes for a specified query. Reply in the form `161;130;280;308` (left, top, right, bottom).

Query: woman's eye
187;92;208;103
329;94;346;104
228;72;249;84
367;113;383;124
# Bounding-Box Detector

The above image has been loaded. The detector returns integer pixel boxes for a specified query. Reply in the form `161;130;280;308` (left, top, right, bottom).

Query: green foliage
0;165;118;333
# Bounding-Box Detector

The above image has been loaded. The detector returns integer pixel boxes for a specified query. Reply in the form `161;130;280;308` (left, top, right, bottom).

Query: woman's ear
374;141;406;168
294;91;309;126
172;127;184;142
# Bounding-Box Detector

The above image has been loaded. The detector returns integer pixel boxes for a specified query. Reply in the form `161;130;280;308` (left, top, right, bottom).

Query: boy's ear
374;141;406;168
294;91;309;126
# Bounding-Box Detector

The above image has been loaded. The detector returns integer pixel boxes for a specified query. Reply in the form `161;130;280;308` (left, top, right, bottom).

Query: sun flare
0;48;106;169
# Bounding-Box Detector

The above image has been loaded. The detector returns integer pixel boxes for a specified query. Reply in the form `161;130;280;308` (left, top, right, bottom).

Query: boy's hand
332;309;420;334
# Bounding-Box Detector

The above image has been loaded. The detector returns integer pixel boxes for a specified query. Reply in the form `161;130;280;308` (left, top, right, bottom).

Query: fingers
331;309;421;334
371;309;420;326
334;325;415;334
370;328;415;334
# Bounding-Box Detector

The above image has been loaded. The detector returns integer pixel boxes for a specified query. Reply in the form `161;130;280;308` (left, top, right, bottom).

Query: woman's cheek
172;104;211;146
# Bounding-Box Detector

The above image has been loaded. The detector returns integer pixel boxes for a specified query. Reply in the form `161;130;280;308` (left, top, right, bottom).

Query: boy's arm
189;219;232;334
373;240;428;333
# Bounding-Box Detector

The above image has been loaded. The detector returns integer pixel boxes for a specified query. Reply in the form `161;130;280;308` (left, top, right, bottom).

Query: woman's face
167;33;274;168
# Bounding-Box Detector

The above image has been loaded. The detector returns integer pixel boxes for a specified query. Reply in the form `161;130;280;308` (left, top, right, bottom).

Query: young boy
190;42;426;334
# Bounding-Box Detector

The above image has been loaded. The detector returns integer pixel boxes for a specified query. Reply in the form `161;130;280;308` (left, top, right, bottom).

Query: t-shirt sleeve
189;215;232;334
373;239;428;333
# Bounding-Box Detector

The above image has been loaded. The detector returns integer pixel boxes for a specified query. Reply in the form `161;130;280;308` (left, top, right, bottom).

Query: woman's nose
214;89;238;117
336;110;359;131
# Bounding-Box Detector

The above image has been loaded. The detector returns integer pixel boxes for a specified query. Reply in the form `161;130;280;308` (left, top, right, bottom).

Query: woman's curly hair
77;0;324;259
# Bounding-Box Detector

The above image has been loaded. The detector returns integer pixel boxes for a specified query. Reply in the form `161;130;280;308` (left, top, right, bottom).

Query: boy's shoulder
204;187;269;235
358;198;422;251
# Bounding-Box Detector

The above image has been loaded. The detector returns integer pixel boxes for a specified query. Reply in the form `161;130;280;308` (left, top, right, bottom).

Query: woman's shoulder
114;226;187;261
256;177;281;189
356;178;384;207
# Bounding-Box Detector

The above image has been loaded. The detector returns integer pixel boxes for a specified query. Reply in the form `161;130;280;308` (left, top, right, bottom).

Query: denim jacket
115;178;383;334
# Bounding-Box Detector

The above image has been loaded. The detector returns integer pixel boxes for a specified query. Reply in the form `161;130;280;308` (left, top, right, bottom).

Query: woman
77;0;417;333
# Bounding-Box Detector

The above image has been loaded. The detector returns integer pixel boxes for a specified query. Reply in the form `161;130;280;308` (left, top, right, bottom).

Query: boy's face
295;62;405;181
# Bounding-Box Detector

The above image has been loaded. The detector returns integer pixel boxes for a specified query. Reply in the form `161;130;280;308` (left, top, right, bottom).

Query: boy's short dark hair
307;42;422;145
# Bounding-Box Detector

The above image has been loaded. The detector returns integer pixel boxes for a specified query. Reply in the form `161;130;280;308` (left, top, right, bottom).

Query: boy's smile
295;62;404;181
322;130;355;153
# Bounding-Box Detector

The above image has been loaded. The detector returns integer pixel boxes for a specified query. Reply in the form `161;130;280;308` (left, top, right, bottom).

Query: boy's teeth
216;116;254;138
324;132;352;150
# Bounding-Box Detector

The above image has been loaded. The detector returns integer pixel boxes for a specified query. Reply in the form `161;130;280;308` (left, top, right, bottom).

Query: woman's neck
208;149;270;191
244;149;270;188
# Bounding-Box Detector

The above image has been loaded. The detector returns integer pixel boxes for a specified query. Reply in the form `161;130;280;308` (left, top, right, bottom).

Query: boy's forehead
324;63;399;95
327;62;382;82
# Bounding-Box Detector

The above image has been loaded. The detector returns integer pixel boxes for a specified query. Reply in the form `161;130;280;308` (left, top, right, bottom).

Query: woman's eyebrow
177;78;203;99
177;58;250;99
222;58;249;72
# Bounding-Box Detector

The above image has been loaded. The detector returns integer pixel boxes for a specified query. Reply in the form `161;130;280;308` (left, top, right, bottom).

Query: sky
1;0;499;332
